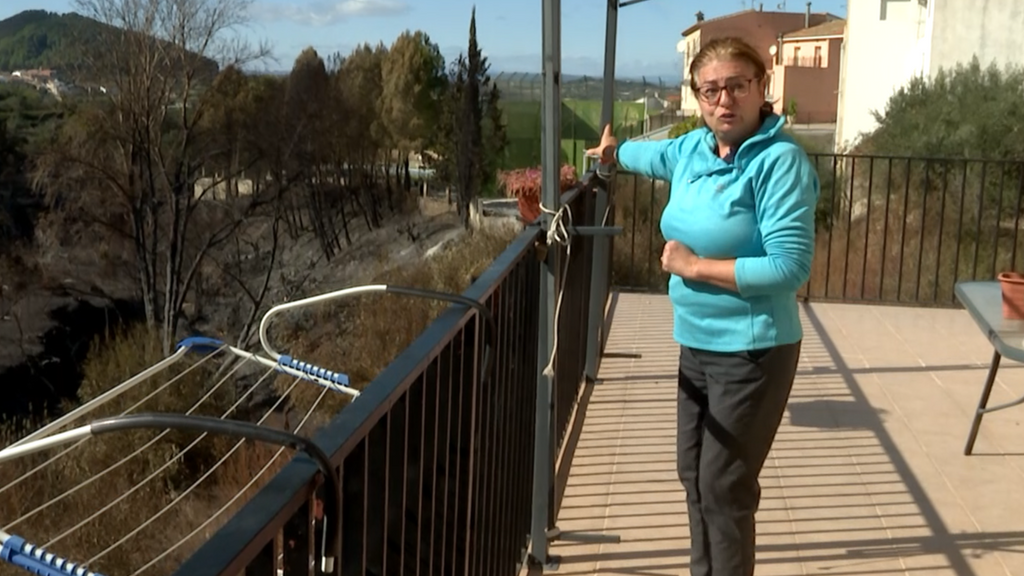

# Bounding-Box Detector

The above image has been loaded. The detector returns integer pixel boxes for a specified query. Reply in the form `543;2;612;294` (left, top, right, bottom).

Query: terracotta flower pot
998;271;1024;320
518;192;541;223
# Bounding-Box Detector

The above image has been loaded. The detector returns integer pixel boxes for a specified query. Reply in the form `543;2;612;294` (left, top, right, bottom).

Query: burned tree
31;0;271;353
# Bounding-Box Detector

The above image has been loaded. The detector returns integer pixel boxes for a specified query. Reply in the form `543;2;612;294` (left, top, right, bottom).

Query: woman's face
693;57;766;148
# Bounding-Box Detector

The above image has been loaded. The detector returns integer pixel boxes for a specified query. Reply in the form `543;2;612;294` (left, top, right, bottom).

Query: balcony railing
172;172;609;576
155;118;1024;576
611;153;1024;306
784;55;825;68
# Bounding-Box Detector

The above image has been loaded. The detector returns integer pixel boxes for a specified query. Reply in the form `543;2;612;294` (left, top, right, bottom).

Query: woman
586;37;819;576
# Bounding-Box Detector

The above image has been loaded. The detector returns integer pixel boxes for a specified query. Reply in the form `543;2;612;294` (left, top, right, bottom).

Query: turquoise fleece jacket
616;113;819;352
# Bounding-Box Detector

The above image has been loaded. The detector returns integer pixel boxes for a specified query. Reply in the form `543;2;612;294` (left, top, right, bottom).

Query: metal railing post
530;2;626;571
585;0;619;381
529;0;561;569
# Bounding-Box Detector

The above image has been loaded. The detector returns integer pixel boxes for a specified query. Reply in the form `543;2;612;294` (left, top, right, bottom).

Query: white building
836;0;1024;151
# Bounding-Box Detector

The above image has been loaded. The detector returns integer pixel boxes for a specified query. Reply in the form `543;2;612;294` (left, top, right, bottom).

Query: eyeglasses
695;77;760;104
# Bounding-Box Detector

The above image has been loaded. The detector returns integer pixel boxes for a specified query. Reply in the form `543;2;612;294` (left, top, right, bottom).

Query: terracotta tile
547;294;1024;575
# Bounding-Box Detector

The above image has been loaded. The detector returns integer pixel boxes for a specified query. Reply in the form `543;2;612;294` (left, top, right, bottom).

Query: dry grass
0;224;519;576
271;225;519;420
0;323;283;576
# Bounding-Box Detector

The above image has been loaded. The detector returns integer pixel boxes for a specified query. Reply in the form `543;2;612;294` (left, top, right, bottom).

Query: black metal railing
784;55;825;68
647;110;685;133
805;154;1024;306
172;172;607;575
610;170;671;294
609;153;1024;307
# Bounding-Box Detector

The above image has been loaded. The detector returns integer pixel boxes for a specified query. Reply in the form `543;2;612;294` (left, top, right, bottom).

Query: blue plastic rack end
175;336;226;356
278;355;351;388
1;533;106;576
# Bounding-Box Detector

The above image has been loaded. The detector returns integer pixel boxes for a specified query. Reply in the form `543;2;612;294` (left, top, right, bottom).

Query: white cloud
251;0;409;26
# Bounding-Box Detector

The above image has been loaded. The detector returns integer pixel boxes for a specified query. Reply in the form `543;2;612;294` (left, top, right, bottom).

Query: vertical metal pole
599;0;618;130
585;0;619;380
531;0;561;569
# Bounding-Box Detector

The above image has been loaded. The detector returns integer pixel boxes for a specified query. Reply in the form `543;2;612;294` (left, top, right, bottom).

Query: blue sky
2;0;847;80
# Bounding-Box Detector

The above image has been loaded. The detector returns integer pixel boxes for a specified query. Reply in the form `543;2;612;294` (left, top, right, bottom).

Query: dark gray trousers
676;341;801;576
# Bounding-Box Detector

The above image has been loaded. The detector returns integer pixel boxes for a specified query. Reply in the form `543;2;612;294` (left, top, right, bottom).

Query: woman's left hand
661;240;698;279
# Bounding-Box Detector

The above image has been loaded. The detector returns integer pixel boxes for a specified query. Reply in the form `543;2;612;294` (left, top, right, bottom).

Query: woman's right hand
585;124;618;165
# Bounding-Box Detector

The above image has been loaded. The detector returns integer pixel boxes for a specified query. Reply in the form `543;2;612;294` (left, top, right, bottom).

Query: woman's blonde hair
688;37;775;119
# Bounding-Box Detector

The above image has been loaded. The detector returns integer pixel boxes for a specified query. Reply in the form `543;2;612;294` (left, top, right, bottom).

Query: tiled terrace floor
549;292;1024;576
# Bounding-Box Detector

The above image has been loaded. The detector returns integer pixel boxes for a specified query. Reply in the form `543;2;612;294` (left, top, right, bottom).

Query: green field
500;98;648;173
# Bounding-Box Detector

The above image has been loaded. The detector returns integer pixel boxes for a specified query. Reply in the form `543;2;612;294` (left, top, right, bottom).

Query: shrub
667;115;701;139
858;57;1024;160
264;225;520;429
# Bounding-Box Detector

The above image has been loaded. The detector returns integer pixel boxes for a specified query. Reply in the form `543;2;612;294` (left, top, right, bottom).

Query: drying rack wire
0;281;495;576
0;333;352;576
258;283;496;387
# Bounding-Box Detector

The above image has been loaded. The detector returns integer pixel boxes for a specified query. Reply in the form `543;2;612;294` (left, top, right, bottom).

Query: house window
793;46;801;65
814;46;822;67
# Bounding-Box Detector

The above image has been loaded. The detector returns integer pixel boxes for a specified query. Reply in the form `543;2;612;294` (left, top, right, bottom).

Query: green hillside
0;10;101;73
0;9;218;80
